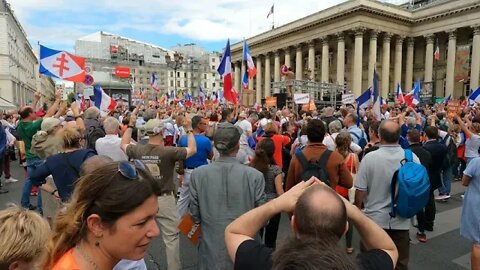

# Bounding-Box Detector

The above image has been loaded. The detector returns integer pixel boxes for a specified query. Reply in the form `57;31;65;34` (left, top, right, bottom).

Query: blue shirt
30;149;96;201
347;126;365;145
178;134;212;169
401;124;422;138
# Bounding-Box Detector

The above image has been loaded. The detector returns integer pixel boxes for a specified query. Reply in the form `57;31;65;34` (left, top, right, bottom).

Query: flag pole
272;3;275;29
435;38;439;99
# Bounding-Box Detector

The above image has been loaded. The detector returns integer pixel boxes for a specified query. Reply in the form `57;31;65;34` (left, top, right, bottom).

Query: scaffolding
270;80;345;109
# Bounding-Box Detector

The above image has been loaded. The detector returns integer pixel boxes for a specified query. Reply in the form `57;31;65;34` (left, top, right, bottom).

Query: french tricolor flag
405;80;421;107
217;39;237;104
94;85;116;113
396;83;405;104
468;87;480;106
243;40;256;78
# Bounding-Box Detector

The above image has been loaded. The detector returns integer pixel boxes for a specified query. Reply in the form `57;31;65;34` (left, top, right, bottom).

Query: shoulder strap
295;152;310;168
349;131;360;140
404;149;413;162
389;170;399;218
317;150;332;168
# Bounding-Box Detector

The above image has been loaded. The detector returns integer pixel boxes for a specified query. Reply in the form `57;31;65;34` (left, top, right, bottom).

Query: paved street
0;162;472;270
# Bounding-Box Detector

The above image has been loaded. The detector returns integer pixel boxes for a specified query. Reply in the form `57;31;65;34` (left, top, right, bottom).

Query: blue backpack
389;150;430;218
350;130;367;149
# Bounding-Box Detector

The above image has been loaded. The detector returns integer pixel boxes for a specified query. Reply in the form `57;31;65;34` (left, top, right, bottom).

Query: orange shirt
258;135;291;169
51;249;80;270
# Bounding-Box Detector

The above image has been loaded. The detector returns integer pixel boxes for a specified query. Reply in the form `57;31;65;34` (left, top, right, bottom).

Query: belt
185;167;196;170
159;191;174;196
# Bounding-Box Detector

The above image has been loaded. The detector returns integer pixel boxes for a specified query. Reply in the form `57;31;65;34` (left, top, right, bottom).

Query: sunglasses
117;160;147;180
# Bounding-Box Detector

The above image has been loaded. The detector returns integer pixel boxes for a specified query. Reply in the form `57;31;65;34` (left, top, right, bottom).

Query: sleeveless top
52;249;80;270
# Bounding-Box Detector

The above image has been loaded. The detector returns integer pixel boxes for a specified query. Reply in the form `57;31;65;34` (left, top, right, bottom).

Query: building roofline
231;0;476;52
77;31;173;53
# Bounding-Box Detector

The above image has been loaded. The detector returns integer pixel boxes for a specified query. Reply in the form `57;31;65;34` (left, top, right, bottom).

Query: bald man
226;178;398;270
355;120;420;270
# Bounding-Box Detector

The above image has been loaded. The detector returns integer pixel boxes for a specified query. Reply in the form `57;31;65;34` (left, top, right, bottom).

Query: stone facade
0;0;37;106
230;0;480;104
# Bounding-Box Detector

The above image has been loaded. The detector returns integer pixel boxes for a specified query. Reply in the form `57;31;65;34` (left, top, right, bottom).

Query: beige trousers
157;194;182;270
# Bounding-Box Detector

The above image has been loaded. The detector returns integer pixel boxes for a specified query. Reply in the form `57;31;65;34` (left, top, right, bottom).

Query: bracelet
128;125;135;129
51;189;57;195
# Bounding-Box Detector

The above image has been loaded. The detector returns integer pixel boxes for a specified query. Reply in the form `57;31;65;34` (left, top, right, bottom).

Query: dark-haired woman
43;161;161;269
251;138;284;248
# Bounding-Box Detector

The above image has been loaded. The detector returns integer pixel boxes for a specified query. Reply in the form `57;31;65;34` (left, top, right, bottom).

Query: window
184;72;187;77
212;65;215;70
170;71;174;77
204;82;207;88
177;72;180;77
212;58;215;62
177;81;180;87
204;74;207;79
213;82;216;87
170;81;174;87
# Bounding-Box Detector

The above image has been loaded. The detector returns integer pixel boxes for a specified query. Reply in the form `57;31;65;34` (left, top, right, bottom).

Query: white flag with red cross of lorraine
39;45;86;83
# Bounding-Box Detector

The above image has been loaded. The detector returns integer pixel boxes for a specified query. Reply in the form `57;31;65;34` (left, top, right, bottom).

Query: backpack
295;150;332;186
350;130;367;149
440;134;457;168
389;149;430;218
86;126;105;151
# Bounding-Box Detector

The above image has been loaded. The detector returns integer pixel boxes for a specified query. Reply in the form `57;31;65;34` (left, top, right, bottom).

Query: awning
0;98;18;110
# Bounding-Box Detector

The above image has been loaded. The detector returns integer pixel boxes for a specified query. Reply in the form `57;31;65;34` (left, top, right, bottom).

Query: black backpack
86;126;105;151
441;135;457;169
295;150;332;186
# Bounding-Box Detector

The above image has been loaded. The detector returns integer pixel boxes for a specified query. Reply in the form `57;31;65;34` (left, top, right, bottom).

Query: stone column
256;56;262;103
368;30;379;87
284;47;291;68
234;61;241;94
264;53;271;97
405;37;414;90
336;33;345;85
274;51;280;93
321;37;330;83
353;28;364;97
446;30;457;97
394;36;404;89
295;44;303;80
471;26;480;90
274;51;281;82
424;34;435;84
308;40;316;80
381;33;392;97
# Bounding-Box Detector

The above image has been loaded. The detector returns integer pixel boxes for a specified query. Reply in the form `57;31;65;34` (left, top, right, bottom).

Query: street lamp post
165;52;184;96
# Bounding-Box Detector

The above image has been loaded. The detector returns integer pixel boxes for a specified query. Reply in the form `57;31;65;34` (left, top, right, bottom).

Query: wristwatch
128;125;135;129
186;129;193;133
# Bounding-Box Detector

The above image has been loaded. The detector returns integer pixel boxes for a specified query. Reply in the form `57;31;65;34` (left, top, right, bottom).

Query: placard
178;213;201;245
302;100;317;112
447;100;460;119
293;93;310;104
342;94;355;105
265;96;277;108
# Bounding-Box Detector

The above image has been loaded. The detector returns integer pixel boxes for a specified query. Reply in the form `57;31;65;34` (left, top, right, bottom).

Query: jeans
21;157;43;214
416;189;436;232
439;166;453;195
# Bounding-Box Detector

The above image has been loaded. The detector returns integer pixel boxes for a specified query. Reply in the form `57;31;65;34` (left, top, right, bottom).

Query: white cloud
8;0;405;48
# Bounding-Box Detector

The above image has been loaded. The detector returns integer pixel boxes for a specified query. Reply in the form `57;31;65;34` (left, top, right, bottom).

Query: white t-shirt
465;134;480;158
235;119;252;146
322;133;362;153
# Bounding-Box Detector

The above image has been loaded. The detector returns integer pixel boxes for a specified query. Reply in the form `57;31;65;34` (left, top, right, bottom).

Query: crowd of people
0;89;479;270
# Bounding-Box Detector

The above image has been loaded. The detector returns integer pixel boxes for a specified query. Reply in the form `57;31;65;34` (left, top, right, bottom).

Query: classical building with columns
230;0;480;105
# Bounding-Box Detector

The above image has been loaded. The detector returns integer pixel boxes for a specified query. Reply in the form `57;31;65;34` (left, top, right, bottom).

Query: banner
455;44;471;82
420;82;434;104
293;93;310;104
265;96;277;108
341;94;355;105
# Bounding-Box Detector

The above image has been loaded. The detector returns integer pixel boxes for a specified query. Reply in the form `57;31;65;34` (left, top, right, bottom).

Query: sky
9;0;406;53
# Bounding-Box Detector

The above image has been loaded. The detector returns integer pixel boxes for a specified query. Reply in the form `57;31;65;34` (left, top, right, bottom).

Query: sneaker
0;188;8;194
435;194;450;201
425;226;434;232
4;177;19;183
416;232;427;243
28;204;37;211
461;194;465;199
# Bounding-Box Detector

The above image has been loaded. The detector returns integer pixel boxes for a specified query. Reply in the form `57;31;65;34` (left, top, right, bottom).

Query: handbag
347;153;359;203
